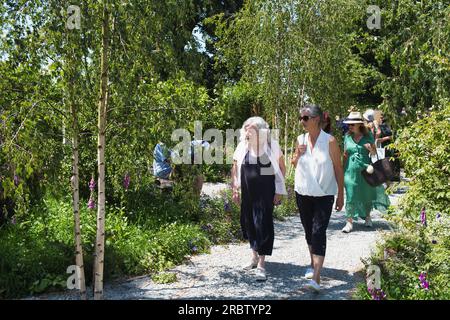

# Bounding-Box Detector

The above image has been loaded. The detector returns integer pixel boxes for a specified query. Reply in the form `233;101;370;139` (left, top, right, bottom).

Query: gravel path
30;182;401;300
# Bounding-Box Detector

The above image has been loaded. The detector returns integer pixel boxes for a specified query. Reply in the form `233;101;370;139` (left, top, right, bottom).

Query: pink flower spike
123;174;131;190
88;198;96;209
89;178;96;192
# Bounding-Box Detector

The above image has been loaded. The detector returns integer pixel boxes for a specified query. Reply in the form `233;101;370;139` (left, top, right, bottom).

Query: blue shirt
153;143;172;179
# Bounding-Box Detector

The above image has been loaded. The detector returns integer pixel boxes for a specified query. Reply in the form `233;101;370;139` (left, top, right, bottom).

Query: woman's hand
273;194;282;206
232;189;241;205
291;143;306;166
364;143;376;156
335;194;344;212
296;143;307;156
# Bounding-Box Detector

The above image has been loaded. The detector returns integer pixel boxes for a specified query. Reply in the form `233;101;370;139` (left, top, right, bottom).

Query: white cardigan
233;139;287;195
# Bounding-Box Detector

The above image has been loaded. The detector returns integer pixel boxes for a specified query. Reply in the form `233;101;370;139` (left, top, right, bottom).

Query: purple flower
123;174;131;190
88;198;96;209
419;272;430;290
224;200;231;213
13;175;20;187
420;207;427;226
188;240;198;253
11;216;16;225
89;178;96;192
432;239;437;244
368;288;386;300
419;272;426;282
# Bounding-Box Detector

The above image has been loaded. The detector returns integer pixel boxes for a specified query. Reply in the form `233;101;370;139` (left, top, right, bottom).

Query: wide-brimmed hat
343;111;365;124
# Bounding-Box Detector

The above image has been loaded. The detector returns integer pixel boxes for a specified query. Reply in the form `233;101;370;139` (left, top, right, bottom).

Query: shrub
354;105;450;300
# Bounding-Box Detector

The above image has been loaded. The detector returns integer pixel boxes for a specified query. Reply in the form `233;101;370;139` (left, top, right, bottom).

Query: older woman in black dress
231;117;287;281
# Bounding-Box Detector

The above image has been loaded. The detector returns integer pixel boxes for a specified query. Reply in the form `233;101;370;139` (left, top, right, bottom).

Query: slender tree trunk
287;121;297;177
94;1;109;300
70;97;87;300
298;83;305;116
284;109;288;166
65;5;87;299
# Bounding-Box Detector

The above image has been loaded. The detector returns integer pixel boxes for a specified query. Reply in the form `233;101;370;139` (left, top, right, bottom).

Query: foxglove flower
89;177;96;192
13;175;20;187
123;174;131;190
420;207;427;226
88;198;96;209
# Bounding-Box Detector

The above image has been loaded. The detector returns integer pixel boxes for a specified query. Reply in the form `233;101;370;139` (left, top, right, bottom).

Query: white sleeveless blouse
294;130;338;196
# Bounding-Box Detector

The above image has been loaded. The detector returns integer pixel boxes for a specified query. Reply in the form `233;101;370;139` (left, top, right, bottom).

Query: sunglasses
300;115;316;122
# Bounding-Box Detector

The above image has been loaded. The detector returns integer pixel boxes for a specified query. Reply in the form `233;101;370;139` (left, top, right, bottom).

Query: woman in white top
291;104;344;292
231;117;287;281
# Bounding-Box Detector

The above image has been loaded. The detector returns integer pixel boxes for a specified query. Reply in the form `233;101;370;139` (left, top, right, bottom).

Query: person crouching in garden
291;104;344;293
231;117;287;281
342;111;377;233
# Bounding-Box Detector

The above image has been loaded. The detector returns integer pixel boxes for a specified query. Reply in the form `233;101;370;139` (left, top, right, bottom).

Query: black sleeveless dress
240;151;275;256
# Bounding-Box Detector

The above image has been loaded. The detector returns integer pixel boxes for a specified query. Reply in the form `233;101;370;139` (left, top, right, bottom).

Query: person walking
231;117;287;281
341;111;377;233
291;104;344;292
377;111;400;181
363;110;390;213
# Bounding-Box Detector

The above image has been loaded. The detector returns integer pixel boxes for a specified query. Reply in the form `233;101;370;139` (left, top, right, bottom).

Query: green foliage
197;190;243;245
355;215;450;300
152;272;178;284
354;106;450;300
393;105;450;217
0;191;214;298
273;172;298;220
352;0;450;124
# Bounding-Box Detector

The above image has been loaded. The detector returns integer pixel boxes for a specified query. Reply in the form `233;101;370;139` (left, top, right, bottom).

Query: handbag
362;151;395;187
370;146;385;163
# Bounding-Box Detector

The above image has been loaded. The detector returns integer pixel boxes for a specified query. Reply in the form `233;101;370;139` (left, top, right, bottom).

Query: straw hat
343;111;365;124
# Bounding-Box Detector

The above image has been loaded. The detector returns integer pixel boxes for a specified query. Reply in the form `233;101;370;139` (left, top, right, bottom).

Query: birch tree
93;0;110;300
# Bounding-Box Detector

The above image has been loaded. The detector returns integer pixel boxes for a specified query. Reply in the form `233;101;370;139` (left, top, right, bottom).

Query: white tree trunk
284;110;288;166
94;1;109;300
70;101;87;300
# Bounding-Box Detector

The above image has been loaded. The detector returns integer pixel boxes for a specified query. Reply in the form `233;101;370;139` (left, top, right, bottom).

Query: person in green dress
363;109;391;213
342;111;377;233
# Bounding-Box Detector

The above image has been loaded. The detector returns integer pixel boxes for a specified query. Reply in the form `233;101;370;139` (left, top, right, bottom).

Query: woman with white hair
231;116;287;281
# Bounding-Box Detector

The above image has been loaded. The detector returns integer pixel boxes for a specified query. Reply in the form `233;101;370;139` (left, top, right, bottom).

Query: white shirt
294;130;338;196
233;139;287;195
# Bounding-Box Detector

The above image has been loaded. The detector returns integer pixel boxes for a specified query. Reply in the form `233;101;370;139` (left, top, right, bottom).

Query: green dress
344;132;388;220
